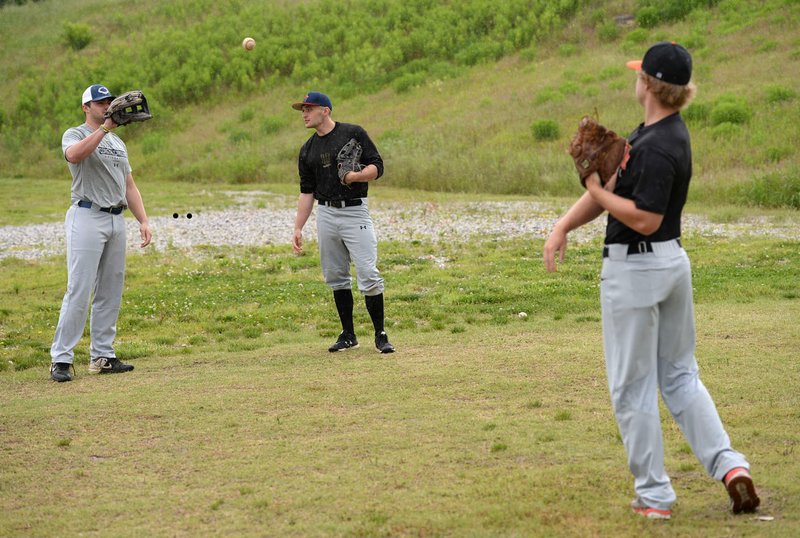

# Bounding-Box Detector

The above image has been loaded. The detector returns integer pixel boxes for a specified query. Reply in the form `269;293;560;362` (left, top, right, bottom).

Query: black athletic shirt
605;112;692;244
298;122;384;201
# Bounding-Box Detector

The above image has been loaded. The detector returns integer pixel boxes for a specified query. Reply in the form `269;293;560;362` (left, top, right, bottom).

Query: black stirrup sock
333;289;355;335
364;293;385;335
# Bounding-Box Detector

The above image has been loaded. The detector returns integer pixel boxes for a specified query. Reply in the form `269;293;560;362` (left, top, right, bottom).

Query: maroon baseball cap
627;42;692;85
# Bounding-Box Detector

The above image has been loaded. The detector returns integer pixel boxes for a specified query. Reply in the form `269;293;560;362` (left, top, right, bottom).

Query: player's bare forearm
65;126;112;164
294;193;315;230
543;192;604;272
343;164;379;185
125;174;152;247
554;192;605;234
586;176;663;235
292;193;315;253
125;175;148;222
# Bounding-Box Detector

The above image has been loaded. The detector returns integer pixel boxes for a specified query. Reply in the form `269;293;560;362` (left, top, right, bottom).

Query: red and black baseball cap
292;91;333;110
627;42;692;85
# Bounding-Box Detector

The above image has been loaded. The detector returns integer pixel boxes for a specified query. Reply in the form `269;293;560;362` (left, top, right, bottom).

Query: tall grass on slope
1;0;798;209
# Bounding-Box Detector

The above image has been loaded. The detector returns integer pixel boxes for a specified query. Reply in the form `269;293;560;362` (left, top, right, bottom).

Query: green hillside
0;0;798;206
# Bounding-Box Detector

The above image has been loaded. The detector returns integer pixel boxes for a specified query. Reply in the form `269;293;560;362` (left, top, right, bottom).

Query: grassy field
1;178;799;535
1;300;798;536
1;0;799;534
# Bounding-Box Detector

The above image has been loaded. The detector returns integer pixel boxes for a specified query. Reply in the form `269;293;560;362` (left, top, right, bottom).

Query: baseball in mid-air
242;37;256;51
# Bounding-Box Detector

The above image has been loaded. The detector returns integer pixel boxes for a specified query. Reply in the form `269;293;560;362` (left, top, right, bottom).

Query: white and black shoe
375;331;395;354
50;362;74;382
328;332;359;352
88;357;134;374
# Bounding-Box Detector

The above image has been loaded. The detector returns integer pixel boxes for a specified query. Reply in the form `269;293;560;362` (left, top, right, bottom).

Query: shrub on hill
765;85;797;104
710;94;752;125
531;120;560;141
62;21;92;51
0;0;43;7
734;167;800;208
636;0;721;28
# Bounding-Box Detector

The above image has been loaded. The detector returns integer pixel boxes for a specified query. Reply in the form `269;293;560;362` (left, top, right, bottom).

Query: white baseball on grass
242;37;256;51
518;312;528;319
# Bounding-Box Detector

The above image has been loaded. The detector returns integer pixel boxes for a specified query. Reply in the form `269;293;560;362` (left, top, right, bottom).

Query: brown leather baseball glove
568;116;629;187
104;90;152;126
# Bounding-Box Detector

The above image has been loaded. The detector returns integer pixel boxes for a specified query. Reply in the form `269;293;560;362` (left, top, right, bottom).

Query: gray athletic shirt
62;123;131;207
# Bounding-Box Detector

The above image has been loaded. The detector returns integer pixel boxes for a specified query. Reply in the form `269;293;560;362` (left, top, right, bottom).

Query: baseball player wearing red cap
291;92;395;354
543;43;759;518
50;84;152;382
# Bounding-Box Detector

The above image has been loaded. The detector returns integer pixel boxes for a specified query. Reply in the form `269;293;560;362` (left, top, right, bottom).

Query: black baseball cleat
328;332;359;352
88;357;134;374
375;331;395;354
50;362;74;382
724;467;760;514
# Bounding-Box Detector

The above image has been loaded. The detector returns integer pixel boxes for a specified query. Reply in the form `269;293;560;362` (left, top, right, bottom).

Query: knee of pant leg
357;272;384;295
660;369;702;415
322;263;352;290
612;376;660;415
361;284;384;296
358;281;384;295
325;274;352;290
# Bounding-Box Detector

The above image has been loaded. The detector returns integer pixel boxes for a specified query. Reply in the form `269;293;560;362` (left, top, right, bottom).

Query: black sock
333;289;355;336
364;293;385;335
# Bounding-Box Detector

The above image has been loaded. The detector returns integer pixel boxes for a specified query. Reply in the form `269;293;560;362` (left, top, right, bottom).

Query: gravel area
1;191;798;261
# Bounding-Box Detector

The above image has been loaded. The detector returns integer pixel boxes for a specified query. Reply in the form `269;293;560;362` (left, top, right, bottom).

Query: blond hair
640;72;697;110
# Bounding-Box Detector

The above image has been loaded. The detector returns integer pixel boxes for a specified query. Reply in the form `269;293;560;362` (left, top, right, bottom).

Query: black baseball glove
104;90;152;126
336;138;363;185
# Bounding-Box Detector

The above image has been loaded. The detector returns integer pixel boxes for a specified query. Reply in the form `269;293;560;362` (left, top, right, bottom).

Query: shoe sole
329;344;359;353
632;507;671;520
376;347;395;354
728;475;760;514
88;366;134;374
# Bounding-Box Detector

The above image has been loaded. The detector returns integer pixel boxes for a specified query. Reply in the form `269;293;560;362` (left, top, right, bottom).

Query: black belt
77;200;126;215
603;239;681;258
318;199;362;208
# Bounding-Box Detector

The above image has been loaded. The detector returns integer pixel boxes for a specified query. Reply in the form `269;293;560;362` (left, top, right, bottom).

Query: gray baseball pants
600;239;749;510
316;200;384;296
51;204;126;364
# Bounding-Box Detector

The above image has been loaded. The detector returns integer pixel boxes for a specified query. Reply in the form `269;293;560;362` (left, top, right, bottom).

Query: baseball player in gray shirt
50;84;152;382
291;92;395;354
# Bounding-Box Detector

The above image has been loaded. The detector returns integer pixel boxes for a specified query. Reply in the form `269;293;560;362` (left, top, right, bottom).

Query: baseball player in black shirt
291;92;395;354
543;43;759;519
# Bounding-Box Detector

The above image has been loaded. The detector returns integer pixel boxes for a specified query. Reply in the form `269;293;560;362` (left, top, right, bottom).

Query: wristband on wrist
100;125;110;134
